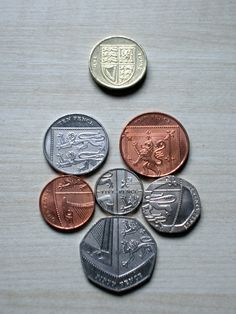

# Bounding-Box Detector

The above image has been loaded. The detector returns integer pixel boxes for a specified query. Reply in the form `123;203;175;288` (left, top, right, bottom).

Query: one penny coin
120;112;189;177
89;36;147;89
39;176;95;231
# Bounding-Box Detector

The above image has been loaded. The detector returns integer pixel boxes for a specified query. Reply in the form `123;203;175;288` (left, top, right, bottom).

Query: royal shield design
100;45;136;85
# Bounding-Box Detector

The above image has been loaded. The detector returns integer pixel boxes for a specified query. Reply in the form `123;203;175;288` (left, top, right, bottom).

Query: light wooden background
0;1;236;313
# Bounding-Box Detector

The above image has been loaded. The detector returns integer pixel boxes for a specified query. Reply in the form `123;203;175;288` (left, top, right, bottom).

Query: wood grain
0;1;236;313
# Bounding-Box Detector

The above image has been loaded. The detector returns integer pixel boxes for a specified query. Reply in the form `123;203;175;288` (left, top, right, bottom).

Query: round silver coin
43;114;109;175
95;168;143;215
89;36;147;89
80;217;157;293
142;176;201;234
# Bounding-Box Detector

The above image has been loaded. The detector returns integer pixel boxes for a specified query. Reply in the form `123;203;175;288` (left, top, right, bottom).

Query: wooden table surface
0;1;236;313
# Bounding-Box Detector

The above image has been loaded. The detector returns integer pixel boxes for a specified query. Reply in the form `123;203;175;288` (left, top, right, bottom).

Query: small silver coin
95;168;143;215
43;114;109;175
89;36;147;90
80;217;157;293
142;176;201;234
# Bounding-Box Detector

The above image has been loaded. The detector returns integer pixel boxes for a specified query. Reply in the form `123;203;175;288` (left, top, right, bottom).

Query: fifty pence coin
80;217;157;293
43;114;109;175
120;112;189;177
89;36;147;89
39;176;95;231
95;168;143;215
142;176;201;234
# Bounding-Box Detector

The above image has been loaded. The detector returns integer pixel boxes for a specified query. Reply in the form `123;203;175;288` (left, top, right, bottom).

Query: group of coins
39;36;201;294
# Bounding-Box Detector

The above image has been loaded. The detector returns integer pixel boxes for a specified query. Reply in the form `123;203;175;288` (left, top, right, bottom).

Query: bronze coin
119;112;189;177
39;176;95;231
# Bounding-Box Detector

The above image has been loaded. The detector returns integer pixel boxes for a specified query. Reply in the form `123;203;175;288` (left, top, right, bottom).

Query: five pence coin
95;168;143;215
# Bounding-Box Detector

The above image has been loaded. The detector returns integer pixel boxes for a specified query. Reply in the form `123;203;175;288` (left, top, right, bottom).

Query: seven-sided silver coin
142;176;201;234
80;217;157;293
95;168;143;215
43;114;109;175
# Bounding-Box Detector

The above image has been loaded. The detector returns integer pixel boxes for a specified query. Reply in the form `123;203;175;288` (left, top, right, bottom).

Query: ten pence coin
89;36;147;89
39;176;95;231
120;112;189;178
43;114;109;175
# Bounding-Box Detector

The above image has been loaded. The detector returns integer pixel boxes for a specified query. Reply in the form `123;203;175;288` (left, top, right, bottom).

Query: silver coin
43;114;109;175
80;217;157;293
95;168;143;215
142;176;201;234
89;36;147;89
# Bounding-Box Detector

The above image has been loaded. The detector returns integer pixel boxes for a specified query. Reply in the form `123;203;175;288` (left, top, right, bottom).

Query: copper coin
39;176;95;231
120;112;189;177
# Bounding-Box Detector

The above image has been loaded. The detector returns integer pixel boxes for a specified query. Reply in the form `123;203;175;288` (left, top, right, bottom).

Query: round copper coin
39;176;95;231
120;112;189;177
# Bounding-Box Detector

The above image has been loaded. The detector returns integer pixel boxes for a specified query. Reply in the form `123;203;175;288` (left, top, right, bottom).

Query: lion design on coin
132;136;166;175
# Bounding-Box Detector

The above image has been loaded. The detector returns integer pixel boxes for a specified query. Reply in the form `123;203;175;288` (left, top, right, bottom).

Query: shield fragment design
39;176;95;231
122;126;181;177
142;176;201;233
95;168;143;215
80;217;157;293
50;127;107;174
101;45;136;85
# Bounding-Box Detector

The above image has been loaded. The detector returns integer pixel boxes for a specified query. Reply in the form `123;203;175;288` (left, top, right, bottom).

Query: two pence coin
120;112;189;178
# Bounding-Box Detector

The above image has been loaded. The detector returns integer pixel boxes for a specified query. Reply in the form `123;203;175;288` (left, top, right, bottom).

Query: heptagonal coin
80;217;157;293
142;176;201;234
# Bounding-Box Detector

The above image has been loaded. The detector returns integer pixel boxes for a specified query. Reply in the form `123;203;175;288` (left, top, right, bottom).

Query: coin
80;217;157;293
95;168;143;215
39;176;95;231
142;176;201;234
43;114;109;175
120;112;189;177
89;36;147;89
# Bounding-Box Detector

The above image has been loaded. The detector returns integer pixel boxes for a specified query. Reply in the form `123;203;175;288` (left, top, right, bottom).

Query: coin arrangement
39;36;201;294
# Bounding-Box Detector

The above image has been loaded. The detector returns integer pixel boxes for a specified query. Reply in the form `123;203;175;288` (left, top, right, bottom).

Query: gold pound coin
89;36;147;90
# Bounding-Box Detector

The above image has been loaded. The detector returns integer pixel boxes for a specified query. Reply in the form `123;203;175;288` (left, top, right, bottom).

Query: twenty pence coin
142;176;201;233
